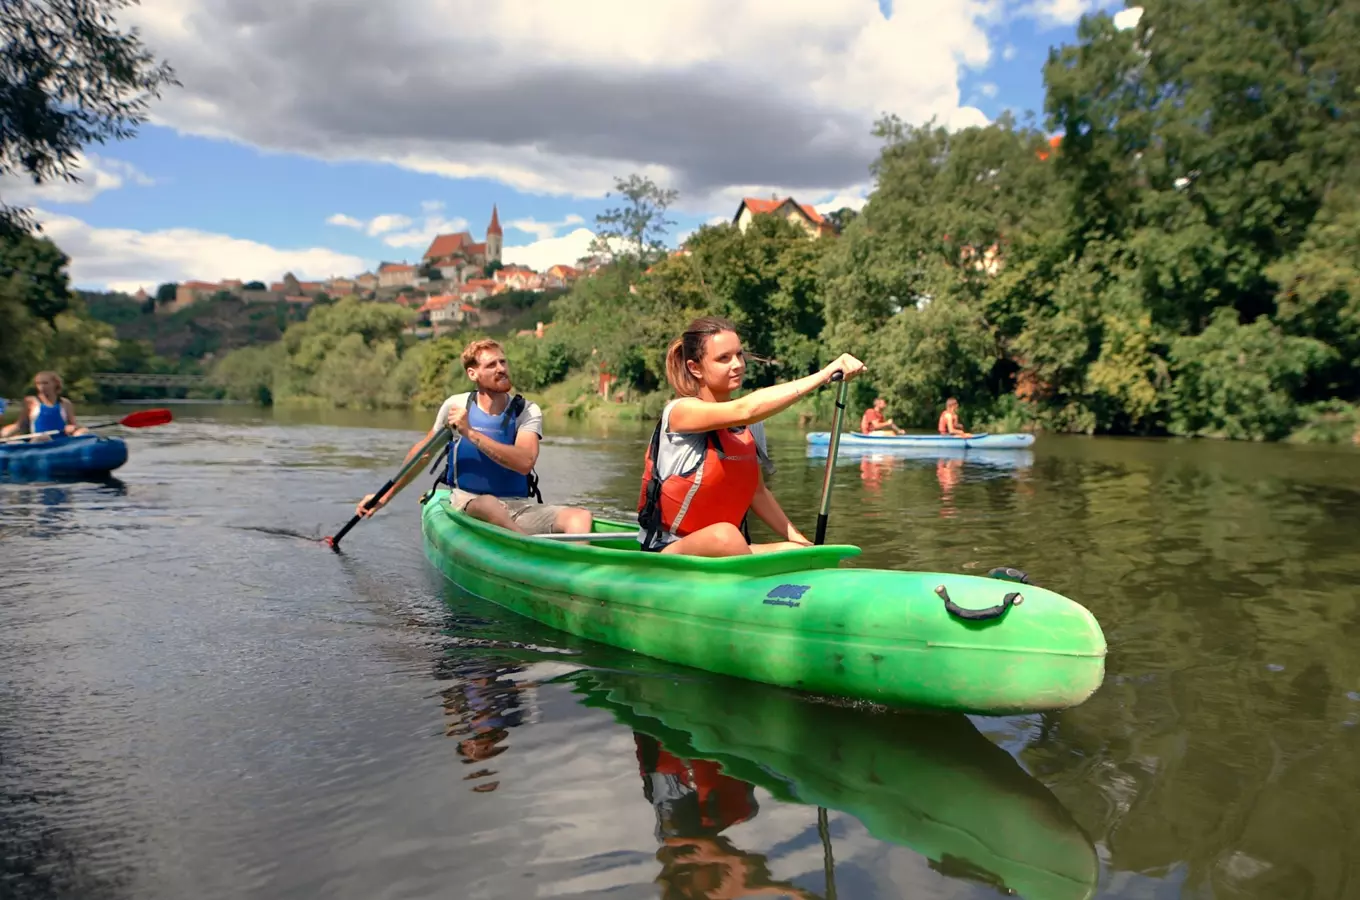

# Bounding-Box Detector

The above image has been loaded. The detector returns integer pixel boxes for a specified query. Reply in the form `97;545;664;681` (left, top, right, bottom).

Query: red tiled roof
182;280;220;290
465;278;497;288
460;302;477;312
487;204;502;236
737;196;827;227
424;232;473;261
419;294;456;313
379;263;415;273
466;242;487;256
740;197;785;216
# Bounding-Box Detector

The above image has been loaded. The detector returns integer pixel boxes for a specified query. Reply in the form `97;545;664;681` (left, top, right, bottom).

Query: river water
2;404;1358;900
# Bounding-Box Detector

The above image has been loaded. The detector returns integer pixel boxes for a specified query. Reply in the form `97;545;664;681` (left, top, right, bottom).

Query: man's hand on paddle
356;491;391;518
446;405;471;436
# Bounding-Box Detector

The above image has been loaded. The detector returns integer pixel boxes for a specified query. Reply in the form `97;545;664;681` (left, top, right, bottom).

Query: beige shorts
447;488;565;535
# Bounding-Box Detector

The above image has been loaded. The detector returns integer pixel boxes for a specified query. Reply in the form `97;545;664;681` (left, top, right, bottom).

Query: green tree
155;282;178;305
243;280;266;291
0;0;178;235
0;231;73;323
589;173;678;268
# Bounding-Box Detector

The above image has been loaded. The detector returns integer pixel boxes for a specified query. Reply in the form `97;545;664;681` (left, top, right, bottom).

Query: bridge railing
90;373;217;387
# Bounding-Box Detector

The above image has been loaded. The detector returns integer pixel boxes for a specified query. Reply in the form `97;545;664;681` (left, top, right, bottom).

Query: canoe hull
806;431;1036;450
421;491;1106;715
0;435;128;481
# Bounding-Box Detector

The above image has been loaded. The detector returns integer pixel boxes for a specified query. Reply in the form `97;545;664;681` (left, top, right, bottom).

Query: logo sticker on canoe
764;584;810;607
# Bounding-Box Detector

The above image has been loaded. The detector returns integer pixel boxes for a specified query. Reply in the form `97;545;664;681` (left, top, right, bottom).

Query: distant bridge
91;373;216;387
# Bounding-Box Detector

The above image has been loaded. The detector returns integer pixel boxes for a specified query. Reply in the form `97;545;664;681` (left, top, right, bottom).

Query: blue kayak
806;431;1036;450
0;435;128;481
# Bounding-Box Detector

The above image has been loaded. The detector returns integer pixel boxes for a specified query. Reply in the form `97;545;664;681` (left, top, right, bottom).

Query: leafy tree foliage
1;0;177;235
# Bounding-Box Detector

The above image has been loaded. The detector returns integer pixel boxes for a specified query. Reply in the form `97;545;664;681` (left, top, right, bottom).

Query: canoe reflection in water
635;732;821;900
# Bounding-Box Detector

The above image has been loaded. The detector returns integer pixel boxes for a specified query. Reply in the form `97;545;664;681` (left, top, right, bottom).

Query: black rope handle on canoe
935;584;1023;621
986;566;1032;585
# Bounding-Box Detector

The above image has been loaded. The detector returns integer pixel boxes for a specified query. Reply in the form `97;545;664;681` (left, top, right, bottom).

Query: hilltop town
133;206;585;333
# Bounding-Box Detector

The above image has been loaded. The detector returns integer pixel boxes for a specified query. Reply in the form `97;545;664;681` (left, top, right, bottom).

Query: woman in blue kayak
637;316;866;557
0;371;86;440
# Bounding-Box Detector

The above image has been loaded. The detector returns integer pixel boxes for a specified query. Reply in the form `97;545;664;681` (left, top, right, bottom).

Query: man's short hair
462;338;504;369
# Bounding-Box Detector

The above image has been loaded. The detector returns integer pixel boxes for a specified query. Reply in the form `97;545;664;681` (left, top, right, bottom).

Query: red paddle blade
119;408;173;428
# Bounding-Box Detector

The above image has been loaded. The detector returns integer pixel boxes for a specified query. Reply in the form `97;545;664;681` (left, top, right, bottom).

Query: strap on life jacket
638;420;749;549
427;392;543;503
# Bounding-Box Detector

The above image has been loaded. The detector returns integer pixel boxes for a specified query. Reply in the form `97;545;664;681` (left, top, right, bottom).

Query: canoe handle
986;566;1032;585
935;584;1023;622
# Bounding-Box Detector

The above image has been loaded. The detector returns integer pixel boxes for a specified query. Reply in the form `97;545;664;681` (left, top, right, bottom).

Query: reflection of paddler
636;733;757;839
634;733;821;900
859;455;897;493
936;457;962;518
441;666;529;792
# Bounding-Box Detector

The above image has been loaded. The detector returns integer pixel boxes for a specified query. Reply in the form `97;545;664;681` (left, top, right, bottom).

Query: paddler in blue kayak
354;338;593;535
638;315;866;557
0;371;87;441
937;397;973;438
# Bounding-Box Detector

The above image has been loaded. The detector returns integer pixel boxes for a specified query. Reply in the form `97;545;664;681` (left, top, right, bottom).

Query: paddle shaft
814;372;848;545
327;426;452;549
0;408;172;444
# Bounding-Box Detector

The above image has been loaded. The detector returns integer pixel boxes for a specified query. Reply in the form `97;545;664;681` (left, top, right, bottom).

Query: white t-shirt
432;392;544;438
639;399;775;548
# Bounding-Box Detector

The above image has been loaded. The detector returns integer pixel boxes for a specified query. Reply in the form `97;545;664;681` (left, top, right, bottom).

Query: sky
4;0;1140;293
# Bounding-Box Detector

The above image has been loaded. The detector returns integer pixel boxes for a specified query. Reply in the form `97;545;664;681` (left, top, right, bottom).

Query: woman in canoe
0;371;86;440
638;316;865;557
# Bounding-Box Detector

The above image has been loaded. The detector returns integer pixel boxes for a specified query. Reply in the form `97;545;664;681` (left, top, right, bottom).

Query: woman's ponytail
663;316;736;397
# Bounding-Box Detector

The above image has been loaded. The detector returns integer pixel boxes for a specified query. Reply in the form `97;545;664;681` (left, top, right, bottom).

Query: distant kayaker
0;371;86;441
859;397;903;435
937;397;972;438
638;315;865;557
355;338;593;535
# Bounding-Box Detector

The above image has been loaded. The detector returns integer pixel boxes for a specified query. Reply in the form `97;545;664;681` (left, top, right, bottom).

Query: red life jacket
638;416;760;547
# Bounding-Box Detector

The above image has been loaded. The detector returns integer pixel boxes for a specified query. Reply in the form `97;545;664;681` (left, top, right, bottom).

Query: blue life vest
32;400;66;435
447;392;533;498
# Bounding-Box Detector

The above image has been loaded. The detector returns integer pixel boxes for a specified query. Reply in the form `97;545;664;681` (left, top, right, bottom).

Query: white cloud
381;214;471;250
507;214;585;241
421;199;446;213
502;227;598;272
1;153;153;205
326;213;363;228
34;209;366;292
1113;6;1143;29
980;82;999;98
1021;0;1111;26
813;188;871;214
364;213;413;237
1002;43;1017;60
123;0;999;211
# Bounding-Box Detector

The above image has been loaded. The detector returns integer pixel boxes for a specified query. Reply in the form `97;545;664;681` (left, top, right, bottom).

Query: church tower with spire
486;205;503;263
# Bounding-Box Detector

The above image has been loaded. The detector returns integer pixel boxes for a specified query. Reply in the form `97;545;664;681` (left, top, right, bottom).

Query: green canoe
562;665;1099;900
420;488;1106;714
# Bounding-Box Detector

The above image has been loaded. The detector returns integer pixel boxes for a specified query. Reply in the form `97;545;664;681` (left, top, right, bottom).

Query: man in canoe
638;315;865;557
0;371;87;441
858;397;903;435
355;338;593;535
937;397;972;438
